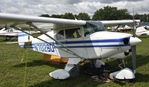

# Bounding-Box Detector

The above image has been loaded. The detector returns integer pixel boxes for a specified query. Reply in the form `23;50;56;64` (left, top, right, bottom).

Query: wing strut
11;24;84;60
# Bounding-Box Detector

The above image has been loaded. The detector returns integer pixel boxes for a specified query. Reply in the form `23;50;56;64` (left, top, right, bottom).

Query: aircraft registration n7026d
0;13;142;80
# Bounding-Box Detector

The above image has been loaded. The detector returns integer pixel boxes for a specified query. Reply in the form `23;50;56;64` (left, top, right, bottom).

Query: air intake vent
123;38;129;45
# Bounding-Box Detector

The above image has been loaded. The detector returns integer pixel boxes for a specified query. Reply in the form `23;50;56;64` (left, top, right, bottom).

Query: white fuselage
136;31;149;36
19;31;132;59
136;26;149;36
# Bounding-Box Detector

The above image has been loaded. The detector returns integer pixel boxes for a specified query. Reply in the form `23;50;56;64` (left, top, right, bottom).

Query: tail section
31;31;56;54
136;26;147;36
18;32;33;48
18;31;57;56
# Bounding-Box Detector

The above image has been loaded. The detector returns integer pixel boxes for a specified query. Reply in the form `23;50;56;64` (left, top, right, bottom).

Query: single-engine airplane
0;13;141;80
0;27;40;41
136;26;149;36
0;28;21;40
118;25;132;32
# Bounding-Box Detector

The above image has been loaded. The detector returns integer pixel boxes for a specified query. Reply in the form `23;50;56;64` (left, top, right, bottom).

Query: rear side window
56;30;64;40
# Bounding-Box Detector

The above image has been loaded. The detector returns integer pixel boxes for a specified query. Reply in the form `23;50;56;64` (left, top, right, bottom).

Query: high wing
101;20;140;25
101;20;140;27
0;13;86;32
0;13;140;32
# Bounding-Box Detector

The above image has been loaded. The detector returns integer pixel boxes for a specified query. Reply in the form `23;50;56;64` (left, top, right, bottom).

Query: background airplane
0;28;21;40
0;27;40;41
107;25;133;32
118;25;132;32
136;26;149;36
141;22;149;29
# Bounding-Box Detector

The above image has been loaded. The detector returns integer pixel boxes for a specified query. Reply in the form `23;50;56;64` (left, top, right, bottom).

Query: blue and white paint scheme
0;13;141;80
18;27;138;60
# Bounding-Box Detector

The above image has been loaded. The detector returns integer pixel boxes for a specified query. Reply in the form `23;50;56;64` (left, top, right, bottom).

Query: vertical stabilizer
18;32;33;48
136;26;147;36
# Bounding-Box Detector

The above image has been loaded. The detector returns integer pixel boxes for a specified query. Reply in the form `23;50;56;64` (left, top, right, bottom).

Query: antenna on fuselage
73;15;78;20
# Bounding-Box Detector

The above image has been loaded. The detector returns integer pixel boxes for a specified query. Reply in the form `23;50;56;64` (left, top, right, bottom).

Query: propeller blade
131;45;136;73
132;21;136;37
132;8;136;37
131;10;137;73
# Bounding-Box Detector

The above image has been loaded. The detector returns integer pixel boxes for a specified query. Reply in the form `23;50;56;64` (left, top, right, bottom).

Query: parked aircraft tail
18;31;56;56
18;32;33;48
136;26;147;36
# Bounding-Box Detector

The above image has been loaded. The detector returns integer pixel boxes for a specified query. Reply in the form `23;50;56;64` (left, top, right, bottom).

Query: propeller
129;28;141;73
131;9;137;73
131;45;136;73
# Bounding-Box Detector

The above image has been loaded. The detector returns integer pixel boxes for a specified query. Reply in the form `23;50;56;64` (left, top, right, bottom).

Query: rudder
18;32;33;48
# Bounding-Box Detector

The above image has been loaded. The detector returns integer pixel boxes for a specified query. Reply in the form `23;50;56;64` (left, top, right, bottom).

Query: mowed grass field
0;36;149;87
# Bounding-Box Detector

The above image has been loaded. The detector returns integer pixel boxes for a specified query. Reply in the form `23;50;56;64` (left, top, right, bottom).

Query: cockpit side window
66;28;81;39
56;30;64;40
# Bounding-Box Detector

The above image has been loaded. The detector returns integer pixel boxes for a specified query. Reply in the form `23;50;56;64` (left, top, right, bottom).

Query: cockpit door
64;27;87;58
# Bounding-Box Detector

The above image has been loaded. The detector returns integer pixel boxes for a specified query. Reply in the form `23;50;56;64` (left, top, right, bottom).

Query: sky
0;0;148;16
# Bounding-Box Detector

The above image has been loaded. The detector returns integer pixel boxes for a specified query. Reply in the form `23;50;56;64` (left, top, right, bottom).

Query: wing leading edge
0;13;140;32
0;13;86;25
101;20;140;26
0;13;86;31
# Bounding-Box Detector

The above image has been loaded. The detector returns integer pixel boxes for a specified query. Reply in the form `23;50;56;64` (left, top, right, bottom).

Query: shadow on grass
124;55;149;69
13;60;65;69
28;73;149;87
138;36;149;38
107;55;149;70
14;54;149;87
136;55;149;68
29;74;101;87
136;73;149;82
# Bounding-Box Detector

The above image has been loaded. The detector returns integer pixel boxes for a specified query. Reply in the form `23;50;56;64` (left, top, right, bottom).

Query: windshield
84;21;106;37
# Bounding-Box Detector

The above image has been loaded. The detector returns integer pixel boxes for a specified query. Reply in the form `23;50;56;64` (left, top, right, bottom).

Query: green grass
1;36;149;87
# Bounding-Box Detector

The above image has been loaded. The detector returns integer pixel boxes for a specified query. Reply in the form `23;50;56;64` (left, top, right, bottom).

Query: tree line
40;6;149;22
40;12;90;20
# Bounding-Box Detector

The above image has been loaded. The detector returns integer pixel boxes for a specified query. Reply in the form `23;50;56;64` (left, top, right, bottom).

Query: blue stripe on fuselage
18;34;28;37
19;38;130;49
59;44;129;48
51;37;129;45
